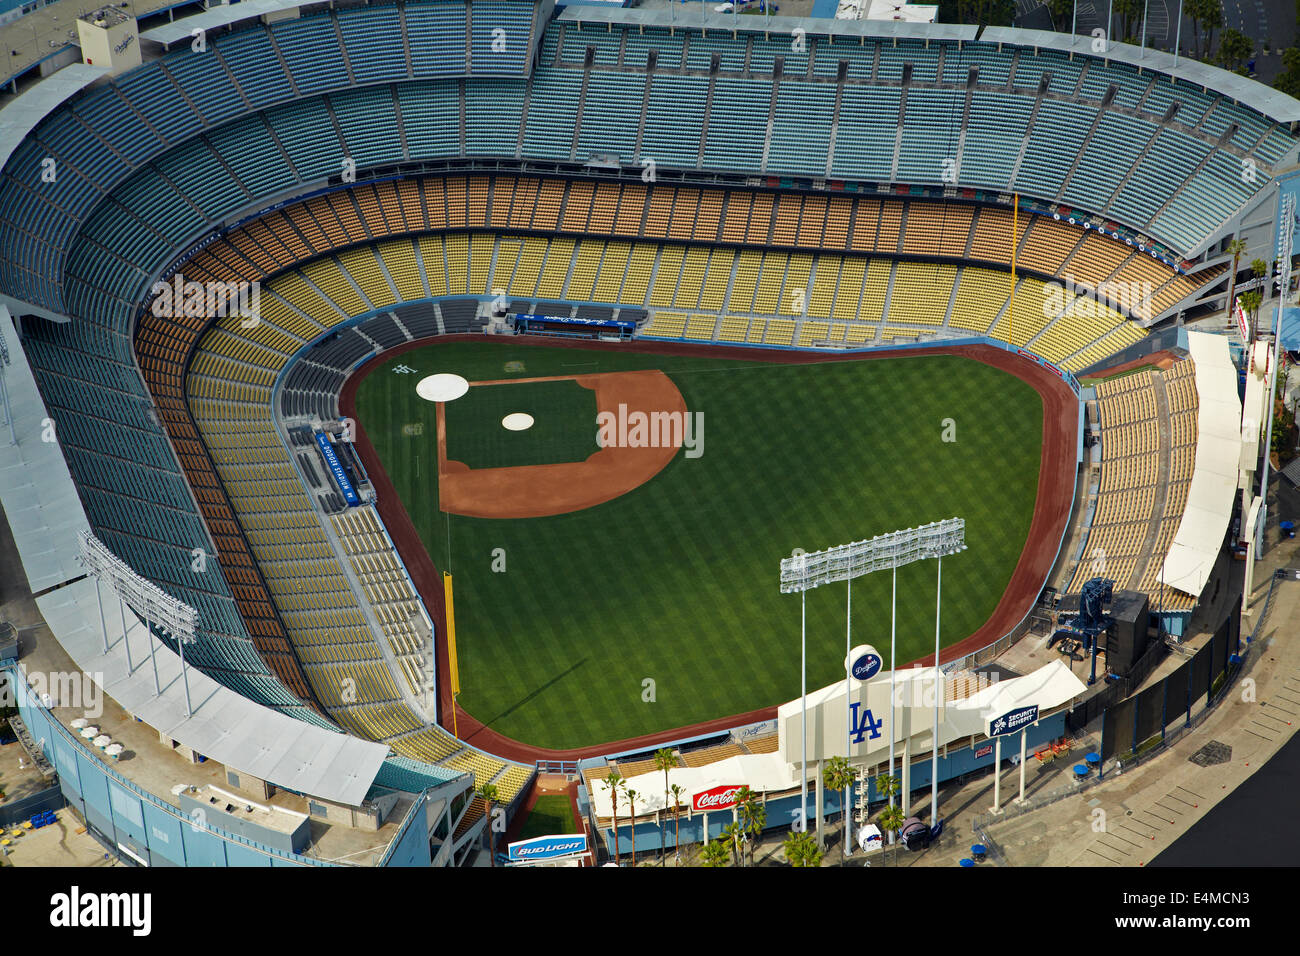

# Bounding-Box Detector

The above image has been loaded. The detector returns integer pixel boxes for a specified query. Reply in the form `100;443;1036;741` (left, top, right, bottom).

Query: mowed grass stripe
356;343;1042;749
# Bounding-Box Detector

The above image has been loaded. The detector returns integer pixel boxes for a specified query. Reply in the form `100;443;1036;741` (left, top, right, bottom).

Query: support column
815;760;825;849
991;736;1002;813
1017;727;1028;803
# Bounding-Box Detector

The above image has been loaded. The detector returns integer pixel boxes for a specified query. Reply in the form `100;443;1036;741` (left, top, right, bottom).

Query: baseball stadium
0;0;1295;870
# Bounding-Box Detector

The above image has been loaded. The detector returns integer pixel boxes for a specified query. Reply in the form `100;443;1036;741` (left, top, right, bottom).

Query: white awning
35;576;389;808
1161;332;1242;597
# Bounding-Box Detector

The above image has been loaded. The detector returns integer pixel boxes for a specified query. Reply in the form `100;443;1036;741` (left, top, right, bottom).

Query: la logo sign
846;644;883;682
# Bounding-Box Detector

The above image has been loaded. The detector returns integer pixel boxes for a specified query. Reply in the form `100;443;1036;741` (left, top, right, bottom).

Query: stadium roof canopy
982;28;1300;125
0;306;92;592
557;4;977;41
1161;331;1243;596
36;575;390;807
0;62;110;174
140;0;310;45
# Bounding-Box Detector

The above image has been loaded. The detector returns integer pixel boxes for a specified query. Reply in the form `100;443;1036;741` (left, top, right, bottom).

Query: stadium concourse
0;0;1291;867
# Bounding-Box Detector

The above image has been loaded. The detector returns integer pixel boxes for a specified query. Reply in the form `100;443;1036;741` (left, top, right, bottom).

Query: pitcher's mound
502;412;535;431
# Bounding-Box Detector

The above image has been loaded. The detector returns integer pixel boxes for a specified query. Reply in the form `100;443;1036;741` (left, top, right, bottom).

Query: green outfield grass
356;342;1044;750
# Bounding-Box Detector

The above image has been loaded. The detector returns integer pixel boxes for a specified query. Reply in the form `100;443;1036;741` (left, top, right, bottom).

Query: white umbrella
79;726;98;739
105;744;123;758
71;718;87;729
93;735;112;748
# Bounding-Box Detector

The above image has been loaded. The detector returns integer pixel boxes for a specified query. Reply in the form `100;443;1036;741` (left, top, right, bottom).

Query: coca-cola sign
692;785;744;812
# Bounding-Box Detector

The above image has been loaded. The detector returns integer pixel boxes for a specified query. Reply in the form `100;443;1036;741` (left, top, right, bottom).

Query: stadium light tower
780;518;966;834
80;531;200;716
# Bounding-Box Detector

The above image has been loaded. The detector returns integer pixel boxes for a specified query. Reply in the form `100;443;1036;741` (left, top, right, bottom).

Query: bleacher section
1068;363;1197;610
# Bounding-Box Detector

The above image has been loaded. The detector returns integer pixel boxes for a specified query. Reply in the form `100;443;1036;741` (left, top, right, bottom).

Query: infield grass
356;342;1045;750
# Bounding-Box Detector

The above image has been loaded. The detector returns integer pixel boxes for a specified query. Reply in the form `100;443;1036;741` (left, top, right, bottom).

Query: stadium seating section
1068;362;1198;611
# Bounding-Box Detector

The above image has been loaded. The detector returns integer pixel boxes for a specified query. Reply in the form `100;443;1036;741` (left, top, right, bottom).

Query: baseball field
351;339;1049;752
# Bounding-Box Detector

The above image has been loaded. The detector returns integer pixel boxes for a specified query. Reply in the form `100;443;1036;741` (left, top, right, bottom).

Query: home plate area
434;370;689;519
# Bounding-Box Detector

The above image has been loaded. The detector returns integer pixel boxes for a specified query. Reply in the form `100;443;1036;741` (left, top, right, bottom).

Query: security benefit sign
987;705;1038;739
507;833;588;864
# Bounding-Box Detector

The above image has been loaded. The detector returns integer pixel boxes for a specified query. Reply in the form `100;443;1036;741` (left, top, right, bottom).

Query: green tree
877;804;907;861
784;829;824;867
735;786;766;867
823;756;856;865
721;821;744;867
669;783;685;865
1047;0;1073;32
1188;0;1223;59
623;785;639;866
653;747;679;865
1225;237;1249;323
701;838;730;867
1216;29;1254;72
1276;48;1300;99
1242;289;1264;341
1114;0;1144;42
602;770;622;864
476;782;499;866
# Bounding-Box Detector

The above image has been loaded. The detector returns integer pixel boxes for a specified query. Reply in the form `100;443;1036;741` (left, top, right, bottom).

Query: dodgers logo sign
846;644;883;682
988;705;1038;738
849;702;884;745
507;833;588;863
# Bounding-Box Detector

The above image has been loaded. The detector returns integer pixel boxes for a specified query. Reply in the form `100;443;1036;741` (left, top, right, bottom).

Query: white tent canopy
1161;332;1242;596
587;754;797;820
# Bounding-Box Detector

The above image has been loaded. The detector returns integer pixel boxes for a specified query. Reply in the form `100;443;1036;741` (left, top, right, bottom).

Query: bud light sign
988;705;1038;738
507;833;588;863
692;785;744;813
846;644;883;681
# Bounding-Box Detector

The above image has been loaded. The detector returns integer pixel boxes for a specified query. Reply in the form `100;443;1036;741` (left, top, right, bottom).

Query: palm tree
721;821;744;867
653;748;679;865
1225;238;1248;323
602;770;623;864
823;756;856;865
476;782;499;866
735;786;766;867
623;785;639;867
669;783;685;865
873;772;903;845
784;829;823;867
1249;258;1271;342
701;839;730;867
877;804;907;863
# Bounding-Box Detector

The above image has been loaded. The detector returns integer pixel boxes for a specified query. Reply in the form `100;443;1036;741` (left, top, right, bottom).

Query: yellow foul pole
443;571;460;737
1010;194;1018;346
